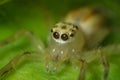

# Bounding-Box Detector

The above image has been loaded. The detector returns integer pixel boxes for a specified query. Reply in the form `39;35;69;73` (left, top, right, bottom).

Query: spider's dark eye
70;33;74;37
73;25;78;30
61;34;68;41
53;32;59;39
51;29;53;32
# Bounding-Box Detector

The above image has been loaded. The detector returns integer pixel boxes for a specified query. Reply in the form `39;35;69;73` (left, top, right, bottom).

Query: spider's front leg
45;52;69;72
70;53;87;80
79;48;109;80
0;29;45;53
98;49;109;80
0;30;45;79
52;54;69;72
0;51;42;79
78;60;87;80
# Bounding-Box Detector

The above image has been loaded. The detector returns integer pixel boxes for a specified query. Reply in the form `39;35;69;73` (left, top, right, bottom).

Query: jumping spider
0;7;110;80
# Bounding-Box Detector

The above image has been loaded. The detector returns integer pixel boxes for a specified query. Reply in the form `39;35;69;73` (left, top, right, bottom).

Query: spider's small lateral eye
61;34;68;41
51;29;53;32
53;32;59;39
73;25;78;30
70;33;74;37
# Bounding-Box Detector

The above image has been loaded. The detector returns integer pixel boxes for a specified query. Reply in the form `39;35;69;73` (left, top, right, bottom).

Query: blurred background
0;0;120;80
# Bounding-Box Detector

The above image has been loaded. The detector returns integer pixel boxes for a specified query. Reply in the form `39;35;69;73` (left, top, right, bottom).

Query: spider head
50;22;78;44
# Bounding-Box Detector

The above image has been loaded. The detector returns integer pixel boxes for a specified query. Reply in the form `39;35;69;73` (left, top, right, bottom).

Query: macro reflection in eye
61;34;69;41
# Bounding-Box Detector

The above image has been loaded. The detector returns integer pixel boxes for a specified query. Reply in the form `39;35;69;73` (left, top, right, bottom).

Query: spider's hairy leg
45;51;69;72
0;51;41;79
45;52;51;71
71;55;87;80
98;49;109;80
78;60;87;80
0;30;45;79
0;29;45;53
52;54;69;72
80;48;109;80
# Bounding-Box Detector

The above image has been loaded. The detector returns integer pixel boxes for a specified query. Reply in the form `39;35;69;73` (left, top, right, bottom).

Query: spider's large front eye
61;34;68;41
53;32;60;39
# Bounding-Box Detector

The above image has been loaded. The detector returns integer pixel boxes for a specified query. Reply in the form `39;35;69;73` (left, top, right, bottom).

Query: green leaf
0;0;120;80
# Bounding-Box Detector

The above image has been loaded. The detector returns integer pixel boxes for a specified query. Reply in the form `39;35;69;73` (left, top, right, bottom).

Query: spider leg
78;60;87;80
52;55;68;72
45;52;51;71
0;51;41;79
80;48;109;80
0;29;45;53
0;30;45;79
98;49;109;80
45;52;68;72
